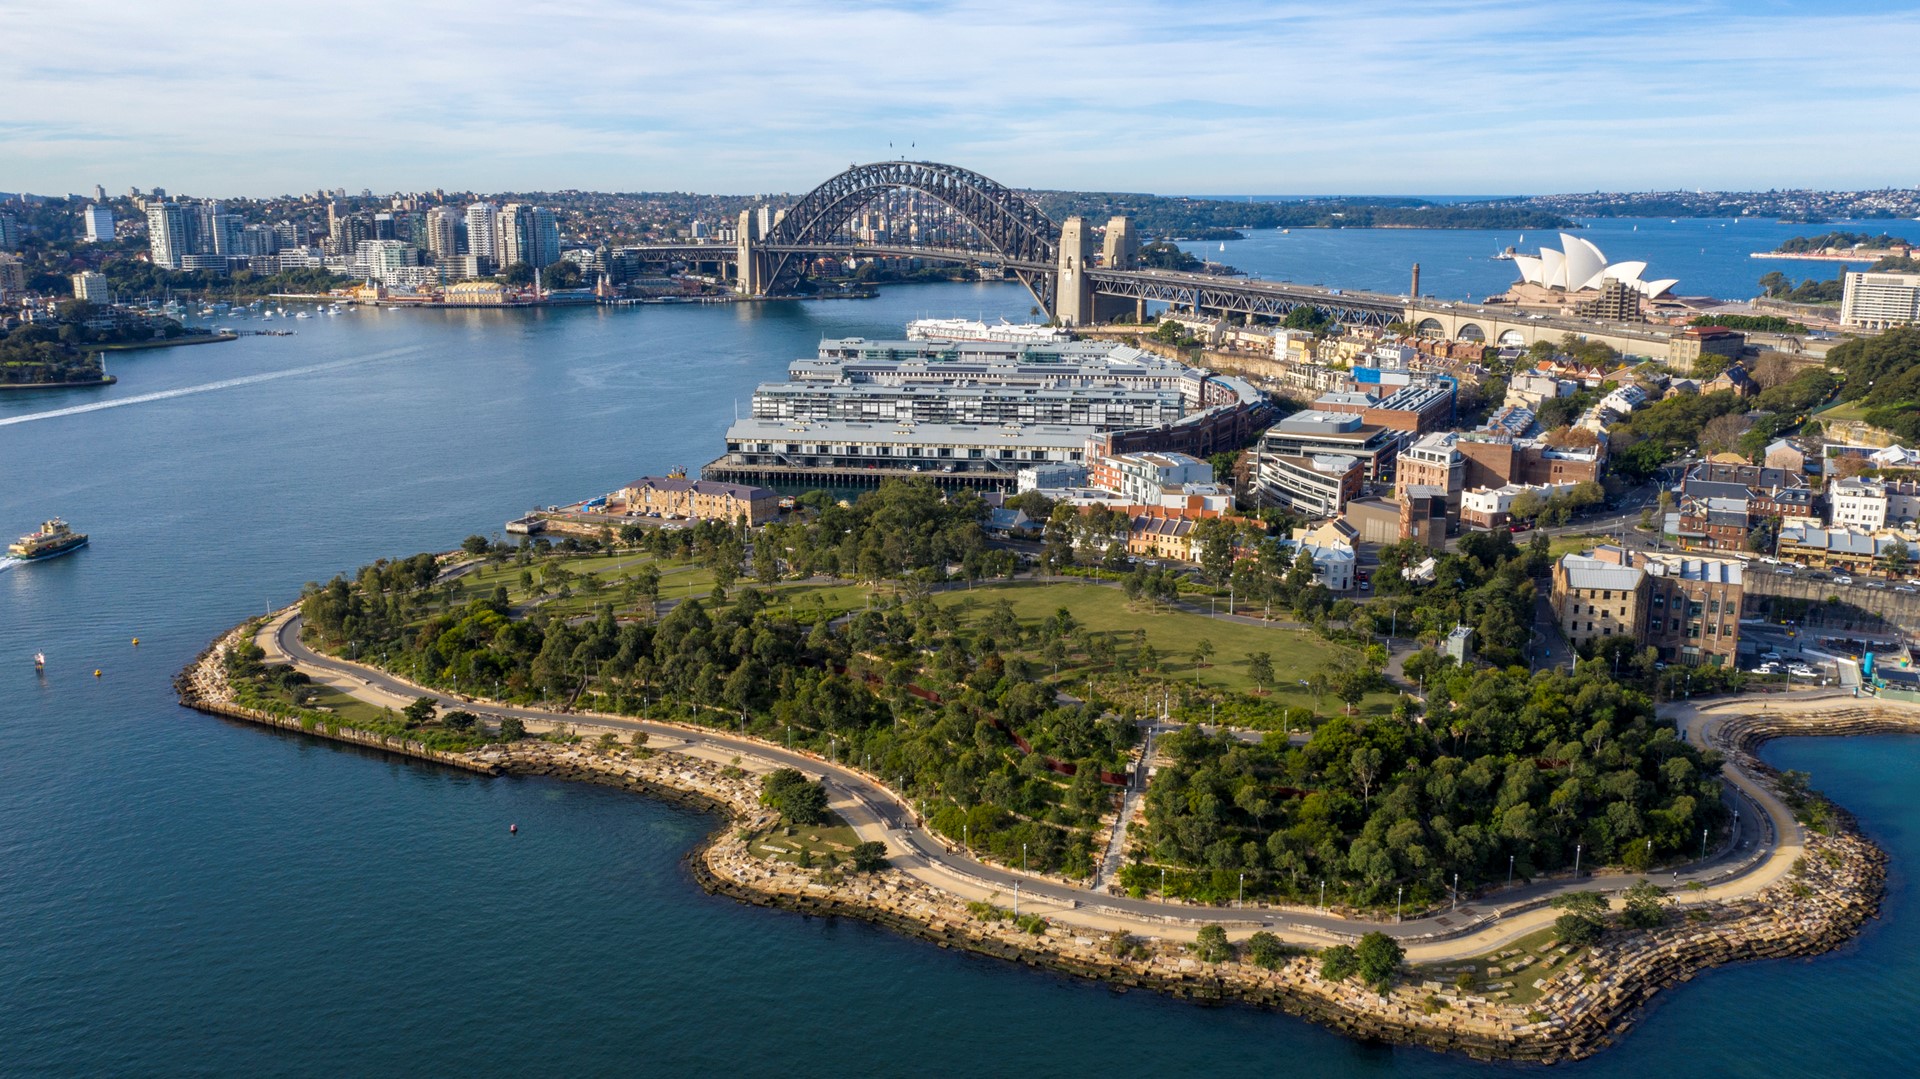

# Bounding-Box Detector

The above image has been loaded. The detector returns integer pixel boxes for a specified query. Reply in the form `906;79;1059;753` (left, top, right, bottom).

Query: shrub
1320;944;1359;981
498;716;527;740
850;841;889;872
760;767;829;825
1355;931;1404;991
1194;924;1233;963
1247;930;1290;970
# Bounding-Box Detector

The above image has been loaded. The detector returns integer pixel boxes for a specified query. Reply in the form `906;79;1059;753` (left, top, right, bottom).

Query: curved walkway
260;608;1833;962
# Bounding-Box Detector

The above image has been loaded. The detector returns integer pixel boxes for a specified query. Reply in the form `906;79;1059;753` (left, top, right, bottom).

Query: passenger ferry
8;519;89;561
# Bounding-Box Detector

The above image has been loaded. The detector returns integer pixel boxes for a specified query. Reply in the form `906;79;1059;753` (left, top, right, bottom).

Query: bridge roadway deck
258;607;1823;961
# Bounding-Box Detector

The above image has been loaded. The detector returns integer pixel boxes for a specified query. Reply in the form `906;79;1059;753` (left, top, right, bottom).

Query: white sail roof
1513;236;1677;297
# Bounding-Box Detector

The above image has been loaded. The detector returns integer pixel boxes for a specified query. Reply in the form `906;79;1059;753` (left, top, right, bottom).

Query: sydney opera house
1498;233;1679;316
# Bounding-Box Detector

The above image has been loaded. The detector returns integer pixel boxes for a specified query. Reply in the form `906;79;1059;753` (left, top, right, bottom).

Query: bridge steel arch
760;160;1060;313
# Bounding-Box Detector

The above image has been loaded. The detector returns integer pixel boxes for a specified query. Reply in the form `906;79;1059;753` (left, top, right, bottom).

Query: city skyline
8;0;1920;198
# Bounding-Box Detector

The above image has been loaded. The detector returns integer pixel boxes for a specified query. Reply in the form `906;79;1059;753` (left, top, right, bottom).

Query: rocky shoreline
178;619;1895;1064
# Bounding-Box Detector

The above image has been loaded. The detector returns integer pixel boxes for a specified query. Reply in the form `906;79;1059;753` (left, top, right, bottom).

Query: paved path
259;609;1833;960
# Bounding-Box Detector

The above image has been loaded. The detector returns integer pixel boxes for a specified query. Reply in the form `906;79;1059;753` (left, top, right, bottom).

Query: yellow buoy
94;669;102;677
132;637;140;646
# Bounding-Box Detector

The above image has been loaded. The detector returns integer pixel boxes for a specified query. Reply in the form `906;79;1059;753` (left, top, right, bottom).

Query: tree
542;259;583;289
1620;879;1671;929
1319;944;1360;981
1700;413;1752;457
442;709;477;731
1351;746;1384;807
761;767;829;825
1194;923;1233;963
1247;930;1289;970
498;261;534;286
1551;890;1609;946
849;841;889;872
499;716;527;740
402;696;439;727
1884;539;1911;578
1354;931;1404;991
461;534;491;555
1247;651;1274;691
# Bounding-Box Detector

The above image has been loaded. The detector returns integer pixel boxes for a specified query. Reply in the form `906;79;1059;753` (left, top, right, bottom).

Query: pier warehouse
706;337;1275;490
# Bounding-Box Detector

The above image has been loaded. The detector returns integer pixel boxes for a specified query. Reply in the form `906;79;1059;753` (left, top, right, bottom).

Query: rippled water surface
1;275;1912;1076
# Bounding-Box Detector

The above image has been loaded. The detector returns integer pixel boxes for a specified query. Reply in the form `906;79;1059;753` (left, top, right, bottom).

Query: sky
5;0;1919;199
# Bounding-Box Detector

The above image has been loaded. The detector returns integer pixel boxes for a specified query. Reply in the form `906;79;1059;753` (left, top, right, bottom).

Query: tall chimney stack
1410;262;1421;298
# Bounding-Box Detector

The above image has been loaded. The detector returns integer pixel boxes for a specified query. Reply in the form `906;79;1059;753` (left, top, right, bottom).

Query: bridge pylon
734;209;768;296
1055;216;1091;326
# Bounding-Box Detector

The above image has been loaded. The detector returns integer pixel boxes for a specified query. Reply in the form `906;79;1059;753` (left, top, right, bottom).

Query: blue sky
6;0;1917;198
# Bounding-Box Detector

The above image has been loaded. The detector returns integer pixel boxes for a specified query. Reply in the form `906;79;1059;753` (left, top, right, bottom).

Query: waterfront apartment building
464;203;497;273
497;204;560;270
83;204;114;243
0;213;18;253
613;476;779;526
709;337;1273;490
71;271;110;302
145;202;189;269
1841;271;1920;330
425;207;463;262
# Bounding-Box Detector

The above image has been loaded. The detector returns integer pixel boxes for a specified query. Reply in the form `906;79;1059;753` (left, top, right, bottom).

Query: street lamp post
1452;871;1460;912
1700;827;1709;860
1238;872;1244;909
1319;879;1326;912
1574;843;1583;878
1161;866;1167;898
1507;854;1514;889
1396;885;1403;923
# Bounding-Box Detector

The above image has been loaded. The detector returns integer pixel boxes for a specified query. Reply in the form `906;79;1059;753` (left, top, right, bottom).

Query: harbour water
0;263;1913;1075
1181;216;1901;304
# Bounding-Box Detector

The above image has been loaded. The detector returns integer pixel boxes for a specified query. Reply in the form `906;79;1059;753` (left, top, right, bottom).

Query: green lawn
937;581;1353;698
747;813;863;867
1414;925;1586;1007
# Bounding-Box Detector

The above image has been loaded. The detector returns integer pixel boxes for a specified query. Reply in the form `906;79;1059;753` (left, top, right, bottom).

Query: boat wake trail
0;558;17;572
0;346;426;428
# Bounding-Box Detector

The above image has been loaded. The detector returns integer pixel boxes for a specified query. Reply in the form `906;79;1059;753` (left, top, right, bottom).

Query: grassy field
1413;925;1586;1007
937;581;1352;698
746;813;862;867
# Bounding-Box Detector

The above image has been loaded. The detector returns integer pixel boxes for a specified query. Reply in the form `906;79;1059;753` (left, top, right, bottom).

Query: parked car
1750;663;1778;675
1788;664;1817;677
1834;575;1854;585
1897;586;1918;594
1761;651;1783;662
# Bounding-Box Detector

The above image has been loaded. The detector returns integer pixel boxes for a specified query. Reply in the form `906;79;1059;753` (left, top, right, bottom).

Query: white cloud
5;0;1918;195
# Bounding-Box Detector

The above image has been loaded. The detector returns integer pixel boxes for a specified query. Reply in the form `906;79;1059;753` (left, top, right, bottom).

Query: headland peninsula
181;525;1893;1064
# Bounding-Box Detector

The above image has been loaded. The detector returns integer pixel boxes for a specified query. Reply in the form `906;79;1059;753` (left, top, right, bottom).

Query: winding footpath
262;606;1824;959
169;607;1905;1061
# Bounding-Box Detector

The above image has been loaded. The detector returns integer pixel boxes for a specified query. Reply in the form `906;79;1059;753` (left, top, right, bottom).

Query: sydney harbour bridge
623;160;1407;329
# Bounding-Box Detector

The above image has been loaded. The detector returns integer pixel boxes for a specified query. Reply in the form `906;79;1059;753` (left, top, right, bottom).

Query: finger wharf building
703;336;1275;491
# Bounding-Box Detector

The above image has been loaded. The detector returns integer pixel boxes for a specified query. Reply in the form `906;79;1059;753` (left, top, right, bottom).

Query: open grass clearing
748;812;862;866
937;581;1354;696
1413;925;1586;1007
